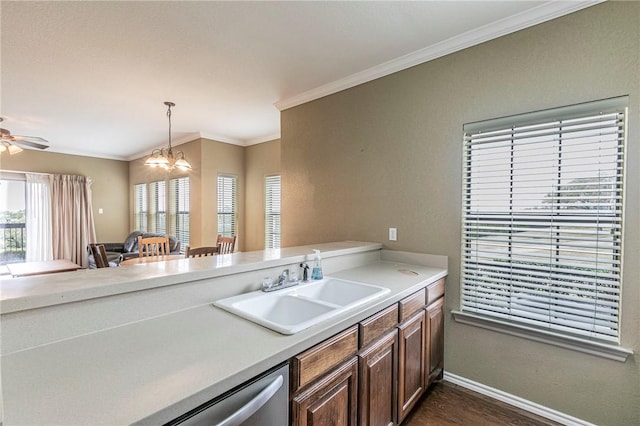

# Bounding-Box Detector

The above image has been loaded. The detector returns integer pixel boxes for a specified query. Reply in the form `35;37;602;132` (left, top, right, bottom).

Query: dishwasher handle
216;374;284;426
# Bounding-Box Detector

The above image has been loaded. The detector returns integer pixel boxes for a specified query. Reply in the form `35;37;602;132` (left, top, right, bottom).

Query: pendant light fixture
144;101;192;171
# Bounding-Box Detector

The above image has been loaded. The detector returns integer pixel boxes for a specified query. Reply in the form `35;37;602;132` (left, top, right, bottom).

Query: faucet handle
262;276;274;290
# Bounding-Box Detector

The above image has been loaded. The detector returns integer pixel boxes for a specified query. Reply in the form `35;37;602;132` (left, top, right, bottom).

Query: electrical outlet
389;227;397;241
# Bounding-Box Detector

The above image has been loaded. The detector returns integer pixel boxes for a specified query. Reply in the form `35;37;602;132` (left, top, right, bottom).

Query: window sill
452;310;633;362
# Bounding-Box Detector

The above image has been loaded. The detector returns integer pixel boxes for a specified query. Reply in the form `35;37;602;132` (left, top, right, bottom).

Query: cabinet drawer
292;357;358;426
399;289;426;322
426;279;445;306
359;303;399;348
291;325;358;392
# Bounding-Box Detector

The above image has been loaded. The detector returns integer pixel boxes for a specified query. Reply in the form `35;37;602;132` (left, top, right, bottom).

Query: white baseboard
443;372;596;426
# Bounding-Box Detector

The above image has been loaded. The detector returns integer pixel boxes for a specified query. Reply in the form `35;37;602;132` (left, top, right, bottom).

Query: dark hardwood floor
403;382;562;426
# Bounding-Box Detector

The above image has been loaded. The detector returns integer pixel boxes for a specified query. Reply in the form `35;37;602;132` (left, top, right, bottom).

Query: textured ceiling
0;1;597;160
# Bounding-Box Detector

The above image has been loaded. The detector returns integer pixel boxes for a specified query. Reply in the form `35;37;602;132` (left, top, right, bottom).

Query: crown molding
126;132;203;161
199;132;244;146
200;132;280;147
119;130;279;161
38;147;130;162
245;133;281;146
274;0;603;111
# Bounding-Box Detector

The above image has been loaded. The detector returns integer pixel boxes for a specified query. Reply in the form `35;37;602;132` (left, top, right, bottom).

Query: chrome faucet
262;268;301;292
278;269;289;285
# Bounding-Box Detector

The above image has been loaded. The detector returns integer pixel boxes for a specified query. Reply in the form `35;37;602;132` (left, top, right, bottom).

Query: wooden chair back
89;243;110;268
137;235;169;257
216;235;236;254
185;245;218;258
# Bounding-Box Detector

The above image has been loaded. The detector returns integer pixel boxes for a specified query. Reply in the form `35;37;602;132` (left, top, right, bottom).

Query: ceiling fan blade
10;135;50;149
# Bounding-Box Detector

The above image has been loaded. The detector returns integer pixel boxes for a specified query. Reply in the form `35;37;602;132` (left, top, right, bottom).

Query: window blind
217;175;237;237
133;183;147;232
169;177;190;250
150;180;166;234
461;97;626;343
265;175;281;249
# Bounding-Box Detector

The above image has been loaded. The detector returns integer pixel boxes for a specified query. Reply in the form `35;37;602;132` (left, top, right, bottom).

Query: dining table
6;259;82;278
119;254;185;266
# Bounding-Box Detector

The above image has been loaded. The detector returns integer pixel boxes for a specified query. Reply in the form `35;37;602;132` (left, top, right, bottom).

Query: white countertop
0;243;447;425
0;241;381;314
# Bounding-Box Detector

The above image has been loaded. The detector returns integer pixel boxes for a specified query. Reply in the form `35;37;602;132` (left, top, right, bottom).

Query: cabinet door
425;297;445;385
397;310;426;424
359;329;398;426
292;357;358;426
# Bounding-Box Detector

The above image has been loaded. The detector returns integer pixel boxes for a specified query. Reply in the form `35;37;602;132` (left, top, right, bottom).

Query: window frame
453;96;632;362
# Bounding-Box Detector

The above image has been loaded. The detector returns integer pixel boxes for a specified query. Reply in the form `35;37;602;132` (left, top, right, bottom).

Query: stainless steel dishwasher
166;362;289;426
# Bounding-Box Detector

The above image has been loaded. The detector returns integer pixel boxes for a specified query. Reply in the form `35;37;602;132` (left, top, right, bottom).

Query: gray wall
281;3;639;425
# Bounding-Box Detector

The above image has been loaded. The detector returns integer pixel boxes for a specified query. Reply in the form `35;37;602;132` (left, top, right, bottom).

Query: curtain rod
0;169;51;176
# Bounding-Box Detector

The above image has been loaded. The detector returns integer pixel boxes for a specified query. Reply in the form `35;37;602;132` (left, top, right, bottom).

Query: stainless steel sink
214;278;390;334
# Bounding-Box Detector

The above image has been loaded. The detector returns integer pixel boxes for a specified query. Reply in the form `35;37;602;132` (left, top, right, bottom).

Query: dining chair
137;235;169;257
89;243;111;268
216;235;237;254
185;245;218;258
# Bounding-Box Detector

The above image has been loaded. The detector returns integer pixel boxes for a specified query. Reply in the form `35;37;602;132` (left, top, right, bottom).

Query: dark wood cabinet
290;278;446;426
291;356;358;426
359;304;399;348
397;309;426;423
358;329;398;426
425;296;445;385
291;326;359;393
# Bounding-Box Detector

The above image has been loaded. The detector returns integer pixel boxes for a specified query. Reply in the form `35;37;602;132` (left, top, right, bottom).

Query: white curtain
51;175;97;268
25;174;53;262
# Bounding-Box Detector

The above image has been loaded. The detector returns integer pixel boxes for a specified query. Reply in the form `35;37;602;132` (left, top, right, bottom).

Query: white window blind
150;180;166;234
169;177;190;250
217;175;237;237
134;183;147;232
461;97;626;343
265;175;281;249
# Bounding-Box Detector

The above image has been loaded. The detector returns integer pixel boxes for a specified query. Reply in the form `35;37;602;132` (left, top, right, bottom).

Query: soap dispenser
311;249;323;280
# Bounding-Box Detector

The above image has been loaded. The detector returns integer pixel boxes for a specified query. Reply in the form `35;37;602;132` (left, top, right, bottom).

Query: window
134;178;189;250
169;177;190;249
0;178;26;264
217;175;237;237
149;180;166;234
134;183;148;232
460;97;626;345
265;175;281;249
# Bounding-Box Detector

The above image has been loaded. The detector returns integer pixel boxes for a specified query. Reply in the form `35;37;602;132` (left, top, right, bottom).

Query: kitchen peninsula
0;241;447;425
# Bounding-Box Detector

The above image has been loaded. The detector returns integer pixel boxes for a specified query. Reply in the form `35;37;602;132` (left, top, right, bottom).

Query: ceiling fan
0;117;50;155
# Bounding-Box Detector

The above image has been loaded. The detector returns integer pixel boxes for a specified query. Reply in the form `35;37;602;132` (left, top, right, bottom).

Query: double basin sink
214;278;390;334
